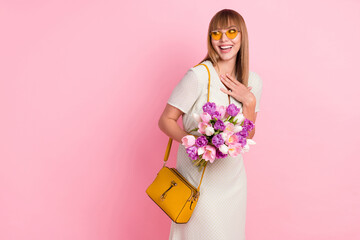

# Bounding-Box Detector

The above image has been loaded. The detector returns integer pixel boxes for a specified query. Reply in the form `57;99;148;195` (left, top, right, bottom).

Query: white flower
233;125;243;133
220;132;229;140
243;144;250;152
219;144;229;154
198;146;205;155
243;140;254;152
234;113;245;124
205;126;215;136
193;113;201;122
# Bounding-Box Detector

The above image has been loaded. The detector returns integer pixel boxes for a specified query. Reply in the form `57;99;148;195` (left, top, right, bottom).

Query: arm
219;73;261;140
242;93;257;139
158;104;189;144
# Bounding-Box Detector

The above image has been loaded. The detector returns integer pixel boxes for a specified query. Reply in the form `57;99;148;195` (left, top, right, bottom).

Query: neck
214;57;237;78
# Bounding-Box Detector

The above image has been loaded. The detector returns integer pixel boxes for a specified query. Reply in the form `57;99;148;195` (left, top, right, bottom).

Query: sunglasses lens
211;31;222;40
226;29;238;39
211;29;238;40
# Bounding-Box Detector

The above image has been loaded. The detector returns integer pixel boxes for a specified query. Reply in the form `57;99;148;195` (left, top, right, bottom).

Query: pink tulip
225;133;239;145
181;135;196;148
224;122;235;134
228;143;242;157
200;112;212;123
202;145;216;163
198;122;211;135
216;105;226;119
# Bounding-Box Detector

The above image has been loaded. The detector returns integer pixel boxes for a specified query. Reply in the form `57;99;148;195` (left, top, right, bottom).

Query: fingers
220;87;234;97
220;74;237;89
224;73;240;86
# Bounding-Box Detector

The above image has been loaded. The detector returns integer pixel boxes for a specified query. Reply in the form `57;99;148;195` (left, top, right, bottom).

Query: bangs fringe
210;10;241;31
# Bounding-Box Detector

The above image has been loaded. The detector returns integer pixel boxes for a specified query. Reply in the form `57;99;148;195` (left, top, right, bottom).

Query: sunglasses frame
210;27;240;41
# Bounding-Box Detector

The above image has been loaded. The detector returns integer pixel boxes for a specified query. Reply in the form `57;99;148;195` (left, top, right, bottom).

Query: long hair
199;9;250;86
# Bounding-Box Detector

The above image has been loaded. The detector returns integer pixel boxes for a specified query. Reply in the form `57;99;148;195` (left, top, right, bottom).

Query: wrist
242;92;256;108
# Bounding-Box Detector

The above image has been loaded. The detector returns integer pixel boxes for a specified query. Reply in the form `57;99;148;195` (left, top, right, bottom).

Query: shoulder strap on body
163;62;223;192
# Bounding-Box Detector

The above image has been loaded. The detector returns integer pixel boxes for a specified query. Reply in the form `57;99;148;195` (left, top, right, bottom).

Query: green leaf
189;128;198;132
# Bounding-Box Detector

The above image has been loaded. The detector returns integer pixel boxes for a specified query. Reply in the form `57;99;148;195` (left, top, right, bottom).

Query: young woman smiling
158;9;263;240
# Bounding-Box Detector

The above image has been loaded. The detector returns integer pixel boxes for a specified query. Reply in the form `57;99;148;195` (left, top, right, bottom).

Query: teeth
220;46;232;49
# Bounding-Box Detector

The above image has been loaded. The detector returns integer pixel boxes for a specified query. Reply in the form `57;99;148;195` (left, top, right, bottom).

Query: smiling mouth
219;45;233;53
219;46;233;50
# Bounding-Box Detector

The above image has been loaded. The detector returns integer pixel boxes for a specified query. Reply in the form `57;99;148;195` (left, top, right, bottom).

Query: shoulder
189;61;211;85
180;61;210;87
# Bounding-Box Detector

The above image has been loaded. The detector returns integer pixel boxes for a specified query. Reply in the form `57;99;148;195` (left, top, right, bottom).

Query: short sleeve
250;73;263;113
167;69;201;114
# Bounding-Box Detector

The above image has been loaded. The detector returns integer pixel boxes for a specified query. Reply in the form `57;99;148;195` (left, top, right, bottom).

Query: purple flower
236;129;248;138
211;111;221;119
186;145;198;160
242;128;249;137
216;148;228;159
214;119;225;131
203;102;217;115
211;134;224;148
195;136;208;147
244;119;254;131
237;136;247;148
242;125;249;132
226;104;240;117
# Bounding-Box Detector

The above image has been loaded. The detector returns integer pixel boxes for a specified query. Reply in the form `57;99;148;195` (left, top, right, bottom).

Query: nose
220;32;229;42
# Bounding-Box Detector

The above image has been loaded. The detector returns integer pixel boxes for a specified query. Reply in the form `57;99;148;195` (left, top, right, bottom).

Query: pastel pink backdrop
1;0;359;240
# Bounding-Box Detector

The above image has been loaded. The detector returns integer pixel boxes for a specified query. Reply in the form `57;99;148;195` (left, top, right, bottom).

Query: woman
158;9;263;240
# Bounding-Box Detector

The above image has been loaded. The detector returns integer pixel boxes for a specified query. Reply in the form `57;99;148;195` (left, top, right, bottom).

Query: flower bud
234;113;245;124
205;126;215;136
233;125;243;133
219;144;229;154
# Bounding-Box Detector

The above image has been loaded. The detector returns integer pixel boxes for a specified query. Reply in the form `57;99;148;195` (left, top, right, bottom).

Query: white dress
167;60;263;240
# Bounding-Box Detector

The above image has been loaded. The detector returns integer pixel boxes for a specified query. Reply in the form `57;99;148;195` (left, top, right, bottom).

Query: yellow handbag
146;63;213;224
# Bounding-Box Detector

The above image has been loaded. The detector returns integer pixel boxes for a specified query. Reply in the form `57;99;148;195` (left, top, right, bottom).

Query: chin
217;54;237;61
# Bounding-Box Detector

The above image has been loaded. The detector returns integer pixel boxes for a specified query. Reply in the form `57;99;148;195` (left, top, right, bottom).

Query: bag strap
163;62;230;193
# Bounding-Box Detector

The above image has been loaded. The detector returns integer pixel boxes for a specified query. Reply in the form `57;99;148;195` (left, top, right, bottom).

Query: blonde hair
199;9;249;86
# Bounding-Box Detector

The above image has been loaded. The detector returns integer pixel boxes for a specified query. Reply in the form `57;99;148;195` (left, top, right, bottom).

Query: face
210;25;241;62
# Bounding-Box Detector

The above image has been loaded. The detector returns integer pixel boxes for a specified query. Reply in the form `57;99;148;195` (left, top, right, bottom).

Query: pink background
1;0;359;239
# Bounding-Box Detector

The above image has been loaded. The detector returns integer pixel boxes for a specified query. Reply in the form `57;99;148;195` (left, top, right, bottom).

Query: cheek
211;40;217;49
234;39;241;50
233;35;241;47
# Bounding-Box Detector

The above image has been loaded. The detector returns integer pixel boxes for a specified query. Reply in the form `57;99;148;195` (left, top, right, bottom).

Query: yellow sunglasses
210;28;239;41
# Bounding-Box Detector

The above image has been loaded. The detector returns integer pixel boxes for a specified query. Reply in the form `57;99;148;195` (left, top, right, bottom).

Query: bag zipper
168;168;199;201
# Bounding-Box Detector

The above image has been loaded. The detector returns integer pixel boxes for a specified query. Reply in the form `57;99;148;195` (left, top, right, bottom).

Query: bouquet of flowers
181;102;256;171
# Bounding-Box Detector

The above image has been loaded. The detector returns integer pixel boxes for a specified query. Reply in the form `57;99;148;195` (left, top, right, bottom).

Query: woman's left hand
220;73;255;104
